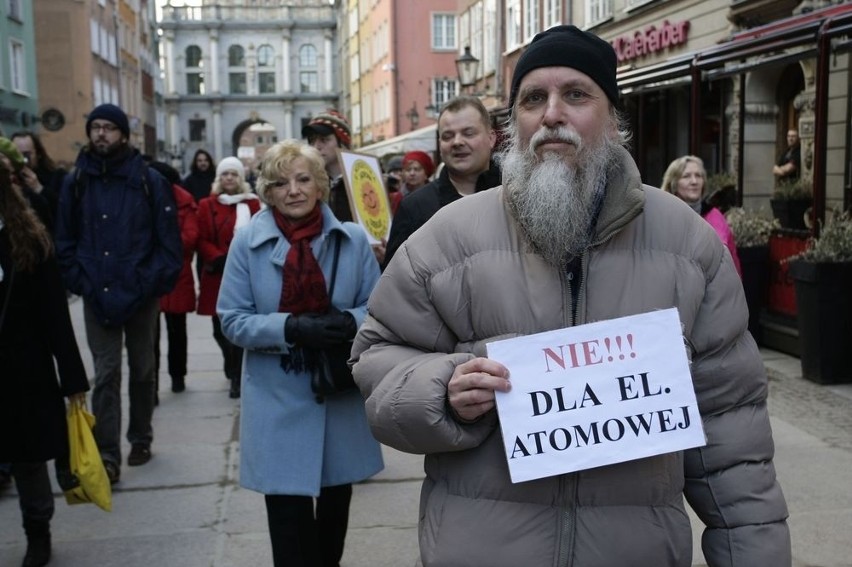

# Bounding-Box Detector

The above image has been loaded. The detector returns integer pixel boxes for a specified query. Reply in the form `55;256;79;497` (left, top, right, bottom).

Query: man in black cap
352;25;790;566
55;103;182;483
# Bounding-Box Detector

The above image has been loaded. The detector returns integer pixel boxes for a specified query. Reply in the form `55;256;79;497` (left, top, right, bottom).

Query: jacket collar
590;146;645;245
247;203;348;250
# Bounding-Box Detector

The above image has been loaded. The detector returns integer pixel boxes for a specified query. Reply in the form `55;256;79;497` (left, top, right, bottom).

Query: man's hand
447;357;511;423
371;239;387;265
18;166;43;194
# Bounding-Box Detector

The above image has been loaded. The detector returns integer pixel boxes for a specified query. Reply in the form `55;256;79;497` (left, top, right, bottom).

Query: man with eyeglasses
55;103;182;484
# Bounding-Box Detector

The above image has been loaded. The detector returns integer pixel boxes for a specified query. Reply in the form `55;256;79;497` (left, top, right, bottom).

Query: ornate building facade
159;0;340;174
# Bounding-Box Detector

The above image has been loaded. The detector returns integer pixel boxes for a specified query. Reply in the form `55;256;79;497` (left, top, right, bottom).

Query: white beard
500;124;618;267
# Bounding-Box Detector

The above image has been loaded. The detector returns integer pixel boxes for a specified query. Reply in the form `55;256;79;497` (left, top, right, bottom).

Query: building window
506;0;521;50
185;45;202;67
228;44;246;94
524;0;540;41
585;0;612;27
299;44;317;67
187;73;205;95
543;0;562;28
432;78;458;108
229;73;246;94
189;119;206;142
259;72;276;94
257;44;275;94
257;44;274;67
228;44;245;66
9;40;27;93
432;13;456;50
300;71;318;93
7;0;22;21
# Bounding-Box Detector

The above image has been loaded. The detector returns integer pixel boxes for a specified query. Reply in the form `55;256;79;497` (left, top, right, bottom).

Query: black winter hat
509;25;619;112
86;103;130;137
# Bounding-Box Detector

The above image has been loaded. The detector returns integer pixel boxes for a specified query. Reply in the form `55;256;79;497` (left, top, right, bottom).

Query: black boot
22;522;51;567
171;375;186;393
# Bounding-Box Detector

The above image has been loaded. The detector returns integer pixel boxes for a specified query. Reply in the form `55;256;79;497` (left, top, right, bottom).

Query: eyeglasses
90;123;119;133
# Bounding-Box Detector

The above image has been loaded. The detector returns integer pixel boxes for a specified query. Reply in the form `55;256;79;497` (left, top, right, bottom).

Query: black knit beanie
86;103;130;137
509;25;619;112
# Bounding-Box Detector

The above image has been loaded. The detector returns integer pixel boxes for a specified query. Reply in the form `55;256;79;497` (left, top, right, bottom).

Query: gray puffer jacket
351;147;790;567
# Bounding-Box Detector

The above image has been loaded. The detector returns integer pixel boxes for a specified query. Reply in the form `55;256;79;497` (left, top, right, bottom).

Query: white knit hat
216;156;245;181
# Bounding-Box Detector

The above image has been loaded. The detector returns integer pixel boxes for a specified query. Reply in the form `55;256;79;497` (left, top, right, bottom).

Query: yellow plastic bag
64;398;112;511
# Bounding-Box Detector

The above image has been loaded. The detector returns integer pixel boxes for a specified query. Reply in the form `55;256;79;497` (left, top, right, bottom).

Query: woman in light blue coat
217;139;383;567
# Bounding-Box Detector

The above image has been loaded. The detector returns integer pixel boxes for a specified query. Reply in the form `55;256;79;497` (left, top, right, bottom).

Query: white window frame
483;0;497;75
544;0;562;29
7;0;22;21
523;0;540;42
585;0;613;28
506;0;522;50
432;78;458;108
431;13;456;51
9;39;27;94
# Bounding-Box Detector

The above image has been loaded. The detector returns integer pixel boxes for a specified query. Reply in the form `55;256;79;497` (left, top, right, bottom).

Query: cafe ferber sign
612;19;690;63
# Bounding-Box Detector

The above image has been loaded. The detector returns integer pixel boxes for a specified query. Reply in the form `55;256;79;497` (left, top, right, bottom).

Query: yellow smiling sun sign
351;159;391;241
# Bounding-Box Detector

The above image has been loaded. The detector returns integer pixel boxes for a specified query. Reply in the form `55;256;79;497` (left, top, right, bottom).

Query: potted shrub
770;178;812;231
726;207;779;343
786;211;852;384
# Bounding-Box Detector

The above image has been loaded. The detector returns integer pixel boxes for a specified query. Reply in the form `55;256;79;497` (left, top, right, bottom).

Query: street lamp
455;46;480;93
405;103;420;131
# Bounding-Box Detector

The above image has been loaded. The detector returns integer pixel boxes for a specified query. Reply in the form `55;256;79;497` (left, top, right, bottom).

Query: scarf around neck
273;204;328;315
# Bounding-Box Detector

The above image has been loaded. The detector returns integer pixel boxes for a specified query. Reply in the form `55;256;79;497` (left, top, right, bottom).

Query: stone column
212;100;224;161
209;28;220;94
281;29;291;93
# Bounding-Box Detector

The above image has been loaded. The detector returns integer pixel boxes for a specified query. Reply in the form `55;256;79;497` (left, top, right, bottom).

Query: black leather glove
205;254;227;273
285;309;357;348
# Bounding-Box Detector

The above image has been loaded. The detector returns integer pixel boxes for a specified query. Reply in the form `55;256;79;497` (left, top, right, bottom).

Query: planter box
770;198;812;231
788;260;852;384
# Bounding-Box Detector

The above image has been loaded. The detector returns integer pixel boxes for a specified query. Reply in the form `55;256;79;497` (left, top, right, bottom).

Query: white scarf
217;192;259;232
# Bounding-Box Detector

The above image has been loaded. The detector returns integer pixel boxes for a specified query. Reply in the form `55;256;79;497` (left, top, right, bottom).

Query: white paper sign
486;308;705;484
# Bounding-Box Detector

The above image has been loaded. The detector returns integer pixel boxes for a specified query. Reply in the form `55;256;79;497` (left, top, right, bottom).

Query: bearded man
351;25;790;567
55;103;182;483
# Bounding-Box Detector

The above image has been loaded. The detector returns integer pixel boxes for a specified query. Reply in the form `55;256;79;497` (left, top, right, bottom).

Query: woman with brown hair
0;141;89;567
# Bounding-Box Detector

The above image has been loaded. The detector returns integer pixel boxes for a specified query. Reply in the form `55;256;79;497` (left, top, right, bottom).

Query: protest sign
337;150;392;244
486;308;705;484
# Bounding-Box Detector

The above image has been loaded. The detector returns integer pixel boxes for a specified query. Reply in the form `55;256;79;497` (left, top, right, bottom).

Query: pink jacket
703;207;742;276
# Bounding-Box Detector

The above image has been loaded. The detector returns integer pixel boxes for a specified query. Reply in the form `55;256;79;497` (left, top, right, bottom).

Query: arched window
299;44;318;94
257;44;276;94
228;44;246;94
185;45;204;94
228;45;245;66
185;45;202;67
299;44;317;67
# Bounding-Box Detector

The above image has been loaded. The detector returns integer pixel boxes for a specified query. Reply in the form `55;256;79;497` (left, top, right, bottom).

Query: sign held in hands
486;308;705;484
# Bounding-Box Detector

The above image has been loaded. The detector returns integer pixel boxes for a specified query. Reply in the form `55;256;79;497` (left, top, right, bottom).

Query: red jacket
160;185;199;313
196;195;261;315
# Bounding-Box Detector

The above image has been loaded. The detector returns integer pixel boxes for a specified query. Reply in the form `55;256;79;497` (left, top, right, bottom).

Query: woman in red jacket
197;157;261;398
150;161;199;395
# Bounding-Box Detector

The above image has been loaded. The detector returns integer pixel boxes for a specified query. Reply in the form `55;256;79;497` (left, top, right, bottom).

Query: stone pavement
1;300;851;567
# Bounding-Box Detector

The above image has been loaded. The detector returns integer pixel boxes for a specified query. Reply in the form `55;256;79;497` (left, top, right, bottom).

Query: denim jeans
84;297;158;466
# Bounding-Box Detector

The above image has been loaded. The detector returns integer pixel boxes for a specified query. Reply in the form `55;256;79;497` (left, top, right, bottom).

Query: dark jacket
183;169;216;203
55;147;182;326
0;236;89;463
382;160;501;269
328;175;352;223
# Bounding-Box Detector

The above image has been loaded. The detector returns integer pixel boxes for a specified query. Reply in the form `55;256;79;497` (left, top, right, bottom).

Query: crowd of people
0;23;793;567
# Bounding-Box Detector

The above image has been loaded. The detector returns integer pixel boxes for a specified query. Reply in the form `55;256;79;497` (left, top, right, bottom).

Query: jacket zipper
557;268;579;567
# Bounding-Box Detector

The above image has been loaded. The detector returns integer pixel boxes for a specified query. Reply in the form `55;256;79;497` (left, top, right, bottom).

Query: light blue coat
217;205;383;496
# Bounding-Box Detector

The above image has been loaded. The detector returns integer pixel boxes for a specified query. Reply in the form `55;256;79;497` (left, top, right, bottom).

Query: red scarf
273;205;328;315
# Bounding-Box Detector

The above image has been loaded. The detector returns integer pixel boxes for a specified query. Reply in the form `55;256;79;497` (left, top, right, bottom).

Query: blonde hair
661;155;705;195
255;140;330;205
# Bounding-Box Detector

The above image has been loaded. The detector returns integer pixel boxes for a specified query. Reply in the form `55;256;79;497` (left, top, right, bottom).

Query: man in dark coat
182;148;216;203
382;95;501;269
772;129;801;183
302;109;354;222
55;103;182;483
